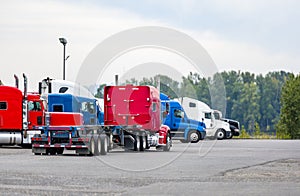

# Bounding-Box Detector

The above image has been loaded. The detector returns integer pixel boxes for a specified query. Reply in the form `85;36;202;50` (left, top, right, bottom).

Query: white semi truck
175;97;232;140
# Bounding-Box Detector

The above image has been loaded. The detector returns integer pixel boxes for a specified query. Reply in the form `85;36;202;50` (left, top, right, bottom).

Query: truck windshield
214;112;220;120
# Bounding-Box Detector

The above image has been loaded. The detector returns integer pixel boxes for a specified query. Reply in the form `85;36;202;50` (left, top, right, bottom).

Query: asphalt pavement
0;139;299;195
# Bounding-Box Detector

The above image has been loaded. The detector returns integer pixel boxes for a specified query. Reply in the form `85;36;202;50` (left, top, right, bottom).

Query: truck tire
100;134;108;155
108;134;113;151
94;136;101;156
188;130;200;143
57;148;64;155
89;137;96;156
140;136;147;151
215;129;225;140
226;131;233;139
133;135;140;151
44;149;50;155
145;135;151;149
163;133;172;151
49;148;56;155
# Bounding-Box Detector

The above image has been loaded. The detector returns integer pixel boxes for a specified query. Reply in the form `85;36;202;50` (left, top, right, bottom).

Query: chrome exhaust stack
14;74;19;88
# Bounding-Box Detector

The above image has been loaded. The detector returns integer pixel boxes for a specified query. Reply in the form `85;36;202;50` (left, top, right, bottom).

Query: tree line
95;70;300;139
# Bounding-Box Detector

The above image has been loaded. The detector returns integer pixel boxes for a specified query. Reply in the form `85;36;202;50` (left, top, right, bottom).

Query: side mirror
180;111;185;119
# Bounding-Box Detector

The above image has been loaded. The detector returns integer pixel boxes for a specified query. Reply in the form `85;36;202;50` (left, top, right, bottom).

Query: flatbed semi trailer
32;125;110;156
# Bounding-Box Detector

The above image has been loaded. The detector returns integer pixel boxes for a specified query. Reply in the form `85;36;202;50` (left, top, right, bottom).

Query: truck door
171;107;188;131
28;100;44;129
204;112;215;128
80;101;96;125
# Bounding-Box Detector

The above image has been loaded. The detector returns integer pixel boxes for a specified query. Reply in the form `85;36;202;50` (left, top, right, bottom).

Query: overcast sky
0;0;299;91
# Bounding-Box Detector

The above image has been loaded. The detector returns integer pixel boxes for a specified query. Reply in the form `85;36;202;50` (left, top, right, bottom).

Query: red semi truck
0;74;45;146
104;85;172;151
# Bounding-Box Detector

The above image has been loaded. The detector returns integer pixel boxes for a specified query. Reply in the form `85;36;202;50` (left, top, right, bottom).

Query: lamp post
59;37;67;80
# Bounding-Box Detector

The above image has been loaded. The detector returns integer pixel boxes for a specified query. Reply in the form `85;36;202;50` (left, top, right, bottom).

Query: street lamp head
59;37;67;45
59;37;67;80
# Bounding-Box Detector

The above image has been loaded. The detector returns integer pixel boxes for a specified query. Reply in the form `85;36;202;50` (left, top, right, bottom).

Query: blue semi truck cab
160;94;206;143
47;93;104;125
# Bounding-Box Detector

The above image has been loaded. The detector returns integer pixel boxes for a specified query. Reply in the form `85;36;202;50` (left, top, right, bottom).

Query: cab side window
152;102;157;112
81;102;95;114
28;101;42;111
53;105;63;112
204;112;212;119
0;102;7;110
174;109;184;118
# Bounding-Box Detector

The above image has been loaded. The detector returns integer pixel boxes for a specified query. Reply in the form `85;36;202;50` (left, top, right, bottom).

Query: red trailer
104;85;171;151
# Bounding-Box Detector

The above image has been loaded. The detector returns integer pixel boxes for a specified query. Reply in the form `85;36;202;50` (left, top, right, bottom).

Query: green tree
209;73;226;114
232;82;260;132
241;71;255;84
221;70;243;119
253;122;261;137
180;75;197;99
95;84;106;98
125;78;139;85
156;75;181;98
185;72;211;105
276;73;300;139
256;71;289;133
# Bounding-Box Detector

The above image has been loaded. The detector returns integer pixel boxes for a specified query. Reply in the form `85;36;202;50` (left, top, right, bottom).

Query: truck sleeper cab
104;85;171;151
47;93;104;125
